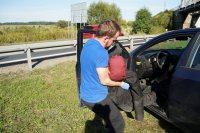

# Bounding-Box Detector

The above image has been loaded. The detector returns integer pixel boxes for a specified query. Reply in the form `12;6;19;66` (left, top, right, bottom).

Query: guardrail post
144;37;148;42
26;47;32;70
130;38;134;50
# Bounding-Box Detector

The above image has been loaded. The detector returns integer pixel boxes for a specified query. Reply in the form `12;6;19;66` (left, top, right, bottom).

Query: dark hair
96;20;121;38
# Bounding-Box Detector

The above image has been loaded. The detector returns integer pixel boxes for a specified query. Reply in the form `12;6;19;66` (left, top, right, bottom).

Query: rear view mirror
176;36;190;41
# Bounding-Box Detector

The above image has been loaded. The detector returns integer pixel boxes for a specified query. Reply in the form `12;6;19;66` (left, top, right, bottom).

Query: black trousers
82;96;125;133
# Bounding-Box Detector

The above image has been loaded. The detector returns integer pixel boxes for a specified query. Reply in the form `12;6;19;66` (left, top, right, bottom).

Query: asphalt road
0;39;136;66
0;46;76;65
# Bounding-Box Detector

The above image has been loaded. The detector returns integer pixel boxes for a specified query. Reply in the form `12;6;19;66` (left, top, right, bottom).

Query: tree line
87;1;173;34
1;1;173;34
0;1;173;45
0;21;57;25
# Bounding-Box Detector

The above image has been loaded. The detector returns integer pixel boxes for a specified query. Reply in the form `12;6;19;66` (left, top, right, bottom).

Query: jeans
82;96;125;133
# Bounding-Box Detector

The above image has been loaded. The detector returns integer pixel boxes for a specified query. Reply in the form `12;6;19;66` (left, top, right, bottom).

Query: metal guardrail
0;35;157;70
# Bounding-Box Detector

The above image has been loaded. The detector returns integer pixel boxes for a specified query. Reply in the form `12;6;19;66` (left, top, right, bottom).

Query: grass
0;61;181;133
149;40;188;50
0;25;76;46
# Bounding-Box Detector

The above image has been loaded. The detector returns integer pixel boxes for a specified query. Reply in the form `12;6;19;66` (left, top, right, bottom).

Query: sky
0;0;181;23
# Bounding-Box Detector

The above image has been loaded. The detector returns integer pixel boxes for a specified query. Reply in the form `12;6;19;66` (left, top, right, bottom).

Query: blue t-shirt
80;39;109;103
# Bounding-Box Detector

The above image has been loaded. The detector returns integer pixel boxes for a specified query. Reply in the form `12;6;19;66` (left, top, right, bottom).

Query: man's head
96;20;121;48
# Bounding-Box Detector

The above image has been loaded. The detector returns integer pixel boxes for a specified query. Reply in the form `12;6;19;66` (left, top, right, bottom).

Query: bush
87;1;121;24
56;20;68;28
153;10;173;30
0;25;75;46
149;26;165;34
132;8;153;34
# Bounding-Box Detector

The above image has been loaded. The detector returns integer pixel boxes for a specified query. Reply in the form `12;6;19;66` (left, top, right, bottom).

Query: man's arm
96;67;122;87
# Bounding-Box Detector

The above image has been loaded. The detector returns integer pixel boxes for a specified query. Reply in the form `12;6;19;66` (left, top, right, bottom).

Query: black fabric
82;96;125;133
108;71;143;112
108;86;133;112
108;41;144;121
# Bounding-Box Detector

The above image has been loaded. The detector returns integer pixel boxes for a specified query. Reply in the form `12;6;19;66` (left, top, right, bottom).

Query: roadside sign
71;2;87;24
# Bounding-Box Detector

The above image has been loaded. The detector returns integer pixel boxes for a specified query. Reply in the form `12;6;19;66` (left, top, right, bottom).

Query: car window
85;26;93;29
191;38;200;69
147;37;191;51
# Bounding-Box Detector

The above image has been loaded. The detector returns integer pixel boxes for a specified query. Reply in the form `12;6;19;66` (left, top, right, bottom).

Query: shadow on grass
145;109;183;133
158;119;184;133
32;60;43;68
84;114;107;133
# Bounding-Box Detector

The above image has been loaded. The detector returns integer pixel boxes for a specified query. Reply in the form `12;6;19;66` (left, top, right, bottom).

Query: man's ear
103;36;109;44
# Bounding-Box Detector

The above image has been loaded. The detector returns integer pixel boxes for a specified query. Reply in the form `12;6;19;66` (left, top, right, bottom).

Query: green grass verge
0;25;76;46
0;61;181;133
149;40;188;50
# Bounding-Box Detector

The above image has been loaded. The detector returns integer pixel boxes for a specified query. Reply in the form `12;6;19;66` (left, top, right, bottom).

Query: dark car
76;28;200;133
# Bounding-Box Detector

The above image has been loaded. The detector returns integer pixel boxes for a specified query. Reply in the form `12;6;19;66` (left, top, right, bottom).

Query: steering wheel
156;50;171;69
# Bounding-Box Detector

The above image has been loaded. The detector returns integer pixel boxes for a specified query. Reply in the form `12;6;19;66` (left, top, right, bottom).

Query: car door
168;32;200;133
76;28;96;107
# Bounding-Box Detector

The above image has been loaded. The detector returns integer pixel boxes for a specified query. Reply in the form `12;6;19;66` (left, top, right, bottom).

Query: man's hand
120;82;130;90
97;67;125;87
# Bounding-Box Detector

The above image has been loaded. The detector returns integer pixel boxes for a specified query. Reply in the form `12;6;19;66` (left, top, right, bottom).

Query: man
80;20;130;133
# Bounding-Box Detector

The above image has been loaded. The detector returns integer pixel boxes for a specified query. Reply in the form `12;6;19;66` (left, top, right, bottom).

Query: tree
57;20;68;28
132;8;153;34
119;19;128;28
153;10;173;30
87;1;122;24
127;21;133;27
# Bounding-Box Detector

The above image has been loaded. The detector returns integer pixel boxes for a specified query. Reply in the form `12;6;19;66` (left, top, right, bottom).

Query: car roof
167;28;200;34
153;28;200;41
131;28;200;55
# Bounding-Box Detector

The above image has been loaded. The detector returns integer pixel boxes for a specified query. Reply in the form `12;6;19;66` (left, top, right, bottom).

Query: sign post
71;2;88;39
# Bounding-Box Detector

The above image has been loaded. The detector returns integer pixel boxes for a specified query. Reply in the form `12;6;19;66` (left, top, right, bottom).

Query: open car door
75;28;96;107
75;28;144;121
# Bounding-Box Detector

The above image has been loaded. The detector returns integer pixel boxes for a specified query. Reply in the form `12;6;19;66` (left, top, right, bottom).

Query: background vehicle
83;25;98;39
76;28;200;133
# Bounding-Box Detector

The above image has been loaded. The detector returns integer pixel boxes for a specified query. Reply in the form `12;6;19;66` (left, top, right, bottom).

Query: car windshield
146;36;192;51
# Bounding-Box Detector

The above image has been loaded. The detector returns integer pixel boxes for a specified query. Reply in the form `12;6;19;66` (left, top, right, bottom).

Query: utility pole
163;0;166;11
